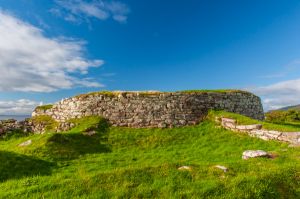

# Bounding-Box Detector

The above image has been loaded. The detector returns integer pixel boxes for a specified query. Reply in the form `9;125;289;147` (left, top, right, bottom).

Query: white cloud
0;10;104;92
250;78;300;111
0;99;41;115
52;0;130;23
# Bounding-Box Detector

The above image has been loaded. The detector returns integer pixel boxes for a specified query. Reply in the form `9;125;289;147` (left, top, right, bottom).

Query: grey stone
31;91;264;131
242;150;269;160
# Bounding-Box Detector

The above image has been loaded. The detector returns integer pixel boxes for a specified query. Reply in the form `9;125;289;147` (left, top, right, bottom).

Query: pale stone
84;130;97;136
214;165;228;172
178;166;192;171
221;118;236;123
18;140;32;147
242;150;269;160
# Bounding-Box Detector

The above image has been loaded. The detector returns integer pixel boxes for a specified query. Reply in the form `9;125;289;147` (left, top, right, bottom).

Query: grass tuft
35;104;53;111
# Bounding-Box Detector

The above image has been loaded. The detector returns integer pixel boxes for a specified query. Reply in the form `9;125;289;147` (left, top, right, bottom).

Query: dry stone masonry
0;119;32;136
220;117;300;145
32;90;264;129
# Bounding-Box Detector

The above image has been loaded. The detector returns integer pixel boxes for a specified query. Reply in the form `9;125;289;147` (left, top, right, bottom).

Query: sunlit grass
0;115;299;198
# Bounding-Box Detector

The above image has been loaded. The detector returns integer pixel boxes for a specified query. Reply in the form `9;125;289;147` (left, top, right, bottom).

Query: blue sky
1;0;300;114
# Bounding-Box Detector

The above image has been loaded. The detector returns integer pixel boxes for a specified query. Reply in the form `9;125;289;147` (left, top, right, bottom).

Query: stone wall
0;119;31;136
32;91;264;128
220;117;300;145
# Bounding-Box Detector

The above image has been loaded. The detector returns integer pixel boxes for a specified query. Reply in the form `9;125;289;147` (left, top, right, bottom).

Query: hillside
0;112;299;198
278;104;300;111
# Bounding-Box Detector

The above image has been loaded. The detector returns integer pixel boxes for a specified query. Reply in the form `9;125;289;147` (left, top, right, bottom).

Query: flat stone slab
221;118;236;123
178;166;192;171
18;140;32;147
214;165;228;172
242;150;269;160
84;130;97;136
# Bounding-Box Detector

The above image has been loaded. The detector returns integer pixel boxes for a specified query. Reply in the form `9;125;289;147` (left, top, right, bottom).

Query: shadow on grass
0;151;54;182
44;132;111;160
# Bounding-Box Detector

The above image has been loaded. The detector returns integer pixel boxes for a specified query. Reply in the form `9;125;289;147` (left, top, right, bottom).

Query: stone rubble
220;117;300;145
0;119;32;136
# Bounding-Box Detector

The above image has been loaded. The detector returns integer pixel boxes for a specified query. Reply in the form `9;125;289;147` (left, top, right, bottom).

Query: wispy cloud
250;78;300;111
0;99;41;115
259;59;300;79
0;10;104;92
51;0;130;24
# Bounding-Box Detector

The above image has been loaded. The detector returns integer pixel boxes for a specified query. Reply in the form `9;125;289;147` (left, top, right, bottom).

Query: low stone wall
32;90;264;129
0;119;31;136
220;118;300;145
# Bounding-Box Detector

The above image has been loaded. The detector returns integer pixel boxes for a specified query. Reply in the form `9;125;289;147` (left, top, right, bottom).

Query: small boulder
18;140;32;147
214;165;228;172
242;150;269;160
178;166;192;171
84;130;97;136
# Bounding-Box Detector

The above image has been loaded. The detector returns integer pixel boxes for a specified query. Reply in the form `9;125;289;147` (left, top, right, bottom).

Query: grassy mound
34;104;53;111
0;115;299;198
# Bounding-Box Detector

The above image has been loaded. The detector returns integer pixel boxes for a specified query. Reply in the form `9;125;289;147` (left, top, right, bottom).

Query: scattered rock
214;165;228;172
84;130;97;136
18;140;32;147
220;117;300;145
178;166;192;171
242;150;269;160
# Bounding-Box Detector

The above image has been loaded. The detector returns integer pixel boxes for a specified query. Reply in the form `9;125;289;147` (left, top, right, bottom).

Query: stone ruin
0;90;265;135
32;90;264;129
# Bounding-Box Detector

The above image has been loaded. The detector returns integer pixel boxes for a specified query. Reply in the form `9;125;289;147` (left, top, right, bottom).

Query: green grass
75;89;250;99
0;115;299;198
35;104;53;111
179;89;251;94
29;115;58;132
212;110;300;132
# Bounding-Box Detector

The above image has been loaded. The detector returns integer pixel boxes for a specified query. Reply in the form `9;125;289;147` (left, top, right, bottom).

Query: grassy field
0;114;300;198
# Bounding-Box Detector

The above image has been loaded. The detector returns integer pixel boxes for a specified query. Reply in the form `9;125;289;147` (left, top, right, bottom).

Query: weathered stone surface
220;117;300;145
84;130;97;136
242;150;269;160
178;166;192;171
18;140;32;147
32;91;264;129
214;165;228;172
0;119;32;136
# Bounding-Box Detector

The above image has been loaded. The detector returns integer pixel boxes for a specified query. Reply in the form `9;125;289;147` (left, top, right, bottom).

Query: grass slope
0;115;299;198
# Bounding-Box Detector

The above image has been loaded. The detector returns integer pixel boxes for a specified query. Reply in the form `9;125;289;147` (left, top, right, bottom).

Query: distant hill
278;104;300;111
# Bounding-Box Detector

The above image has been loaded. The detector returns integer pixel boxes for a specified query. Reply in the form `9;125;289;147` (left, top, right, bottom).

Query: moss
67;116;110;133
35;104;53;111
29;115;58;132
179;89;251;94
74;89;250;99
